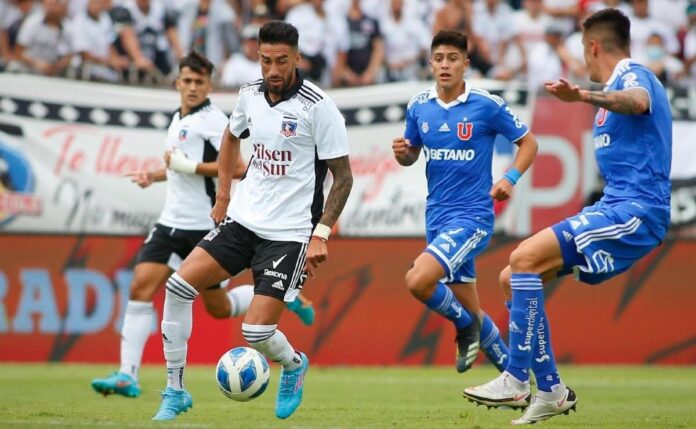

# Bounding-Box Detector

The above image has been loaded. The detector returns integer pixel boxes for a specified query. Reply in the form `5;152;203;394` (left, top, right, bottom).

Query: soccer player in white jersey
90;51;313;399
151;22;353;421
393;30;539;374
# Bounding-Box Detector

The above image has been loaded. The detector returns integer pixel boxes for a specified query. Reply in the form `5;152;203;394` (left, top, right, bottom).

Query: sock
162;273;198;390
480;313;509;372
424;281;472;329
242;323;302;370
507;273;543;383
119;300;155;380
532;309;561;392
227;285;254;317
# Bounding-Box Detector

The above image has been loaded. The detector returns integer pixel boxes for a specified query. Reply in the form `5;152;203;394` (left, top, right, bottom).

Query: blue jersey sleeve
404;103;423;147
492;102;529;143
617;66;656;113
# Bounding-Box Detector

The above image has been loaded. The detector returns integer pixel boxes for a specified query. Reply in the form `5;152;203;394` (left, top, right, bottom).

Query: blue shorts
551;200;663;285
425;221;492;284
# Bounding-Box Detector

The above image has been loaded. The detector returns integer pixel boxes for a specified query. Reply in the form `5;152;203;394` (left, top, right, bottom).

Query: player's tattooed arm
319;156;354;227
581;88;650;115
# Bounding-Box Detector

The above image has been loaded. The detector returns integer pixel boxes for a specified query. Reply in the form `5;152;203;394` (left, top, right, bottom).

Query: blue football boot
152;387;193;421
91;372;141;398
275;352;309;419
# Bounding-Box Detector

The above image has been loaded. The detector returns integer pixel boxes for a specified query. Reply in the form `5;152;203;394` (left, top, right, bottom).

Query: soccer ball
215;347;270;401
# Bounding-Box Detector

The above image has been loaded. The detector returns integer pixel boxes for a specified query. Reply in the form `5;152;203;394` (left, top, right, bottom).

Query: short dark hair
582;8;631;53
179;50;214;76
431;30;468;55
259;20;299;48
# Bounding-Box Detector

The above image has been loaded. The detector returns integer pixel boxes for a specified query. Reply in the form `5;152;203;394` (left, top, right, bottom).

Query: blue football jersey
404;85;529;231
594;59;672;238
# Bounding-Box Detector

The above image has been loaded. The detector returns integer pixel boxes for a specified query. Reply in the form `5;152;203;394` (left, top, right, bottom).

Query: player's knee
129;278;152;301
404;268;432;298
509;245;541;273
498;267;512;299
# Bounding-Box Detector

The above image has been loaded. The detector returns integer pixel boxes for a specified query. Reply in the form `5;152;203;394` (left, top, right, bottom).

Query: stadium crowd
0;0;694;89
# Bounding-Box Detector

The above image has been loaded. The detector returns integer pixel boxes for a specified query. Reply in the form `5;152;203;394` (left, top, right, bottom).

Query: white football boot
462;371;531;409
512;385;577;425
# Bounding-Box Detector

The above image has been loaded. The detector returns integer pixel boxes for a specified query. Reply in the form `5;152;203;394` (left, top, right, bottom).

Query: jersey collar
178;98;211;118
259;70;304;107
605;57;633;86
428;80;472;108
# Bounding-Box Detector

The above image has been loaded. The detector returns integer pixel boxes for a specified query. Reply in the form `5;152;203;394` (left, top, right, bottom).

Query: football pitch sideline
1;364;695;429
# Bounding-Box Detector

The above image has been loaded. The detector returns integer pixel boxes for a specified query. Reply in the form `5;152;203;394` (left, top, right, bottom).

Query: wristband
312;223;331;241
503;167;522;186
169;148;197;175
311;236;327;243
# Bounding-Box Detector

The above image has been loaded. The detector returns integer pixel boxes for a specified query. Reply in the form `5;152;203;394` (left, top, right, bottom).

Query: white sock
119;300;154;380
227;285;254;317
242;323;302;370
162;273;198;390
537;382;567;402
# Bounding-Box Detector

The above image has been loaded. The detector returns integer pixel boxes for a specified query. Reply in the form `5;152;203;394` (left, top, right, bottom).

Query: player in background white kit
151;21;353;421
90;51;312;399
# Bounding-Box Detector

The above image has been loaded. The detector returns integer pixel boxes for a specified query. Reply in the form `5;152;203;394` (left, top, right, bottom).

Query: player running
150;21;353;421
463;9;672;424
393;30;539;374
91;51;314;399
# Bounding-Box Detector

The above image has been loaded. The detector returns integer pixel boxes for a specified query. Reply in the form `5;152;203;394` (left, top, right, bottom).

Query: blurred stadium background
0;0;695;427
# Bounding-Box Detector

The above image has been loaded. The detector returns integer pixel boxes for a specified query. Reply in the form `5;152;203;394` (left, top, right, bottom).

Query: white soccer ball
215;346;270;402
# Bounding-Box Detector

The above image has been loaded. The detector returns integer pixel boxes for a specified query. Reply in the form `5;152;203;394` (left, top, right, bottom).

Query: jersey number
457;123;474;141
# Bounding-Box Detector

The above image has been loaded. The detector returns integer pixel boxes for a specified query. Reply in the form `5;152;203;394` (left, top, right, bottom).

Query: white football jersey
158;99;228;230
228;76;349;242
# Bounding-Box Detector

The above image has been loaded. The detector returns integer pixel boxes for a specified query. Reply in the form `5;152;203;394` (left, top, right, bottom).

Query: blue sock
424;281;473;329
507;273;543;383
480;313;509;372
532;309;561;392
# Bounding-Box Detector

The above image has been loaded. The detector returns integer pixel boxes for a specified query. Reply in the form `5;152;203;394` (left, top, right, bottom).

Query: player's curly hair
259;20;299;48
179;50;214;76
583;8;631;53
431;30;468;55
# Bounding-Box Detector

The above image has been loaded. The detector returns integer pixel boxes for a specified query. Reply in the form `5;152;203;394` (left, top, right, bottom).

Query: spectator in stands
649;0;688;35
526;23;564;91
176;0;237;68
682;3;696;82
473;0;526;80
381;0;430;82
432;0;493;77
628;0;679;63
111;0;183;80
643;32;683;84
514;0;551;57
562;10;589;83
285;0;331;82
542;0;577;36
0;0;39;69
220;24;260;87
585;0;631;16
72;0;129;81
9;0;73;76
332;0;384;87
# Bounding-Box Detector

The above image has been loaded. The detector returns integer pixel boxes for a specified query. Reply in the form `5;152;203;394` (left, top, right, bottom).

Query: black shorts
197;219;308;302
136;223;221;289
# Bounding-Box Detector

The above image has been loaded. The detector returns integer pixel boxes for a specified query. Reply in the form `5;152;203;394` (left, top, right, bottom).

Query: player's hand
125;170;153;188
392;137;411;159
210;195;230;226
544;77;582;102
304;238;327;279
489;178;513;201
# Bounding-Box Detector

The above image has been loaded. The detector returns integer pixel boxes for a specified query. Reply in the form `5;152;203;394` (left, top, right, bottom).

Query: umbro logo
439;123;450;132
271;280;285;290
272;254;287;269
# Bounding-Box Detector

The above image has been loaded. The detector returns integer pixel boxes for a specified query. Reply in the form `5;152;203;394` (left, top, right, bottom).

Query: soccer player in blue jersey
393;30;539;374
463;9;672;424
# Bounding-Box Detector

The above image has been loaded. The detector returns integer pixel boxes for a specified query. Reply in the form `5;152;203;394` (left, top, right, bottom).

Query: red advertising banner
0;235;694;365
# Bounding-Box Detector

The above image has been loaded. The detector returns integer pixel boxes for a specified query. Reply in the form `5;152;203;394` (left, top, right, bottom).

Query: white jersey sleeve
311;98;349;160
228;91;249;139
201;108;228;151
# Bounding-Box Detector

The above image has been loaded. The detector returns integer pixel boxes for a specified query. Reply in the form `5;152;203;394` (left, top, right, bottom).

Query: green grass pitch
1;364;695;428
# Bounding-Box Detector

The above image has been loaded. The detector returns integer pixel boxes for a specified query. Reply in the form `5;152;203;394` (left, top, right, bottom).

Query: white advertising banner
0;74;530;236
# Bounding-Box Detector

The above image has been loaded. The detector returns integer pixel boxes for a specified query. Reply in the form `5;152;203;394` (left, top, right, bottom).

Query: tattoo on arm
585;88;650;115
319;156;353;227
